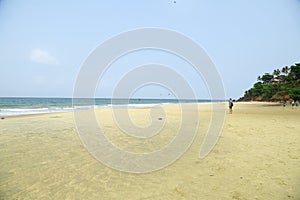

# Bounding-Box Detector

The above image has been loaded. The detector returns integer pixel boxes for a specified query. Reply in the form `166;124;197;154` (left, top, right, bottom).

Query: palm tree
282;66;289;75
273;69;281;77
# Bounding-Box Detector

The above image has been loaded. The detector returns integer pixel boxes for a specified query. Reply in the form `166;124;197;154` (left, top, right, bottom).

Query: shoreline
0;101;283;119
0;101;218;118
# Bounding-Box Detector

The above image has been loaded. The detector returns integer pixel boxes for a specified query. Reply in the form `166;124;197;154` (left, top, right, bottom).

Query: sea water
0;97;216;117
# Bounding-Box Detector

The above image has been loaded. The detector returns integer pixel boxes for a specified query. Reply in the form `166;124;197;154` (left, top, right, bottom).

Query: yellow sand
0;102;299;199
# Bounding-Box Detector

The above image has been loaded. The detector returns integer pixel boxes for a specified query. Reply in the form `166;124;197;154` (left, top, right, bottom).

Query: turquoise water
0;97;216;117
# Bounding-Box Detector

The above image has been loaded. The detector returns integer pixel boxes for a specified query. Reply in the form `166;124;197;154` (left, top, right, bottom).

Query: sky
0;0;300;99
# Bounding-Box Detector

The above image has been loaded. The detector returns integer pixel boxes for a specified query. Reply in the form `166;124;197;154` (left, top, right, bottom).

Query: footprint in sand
231;191;246;200
272;177;287;186
50;116;61;118
288;154;298;159
173;187;186;197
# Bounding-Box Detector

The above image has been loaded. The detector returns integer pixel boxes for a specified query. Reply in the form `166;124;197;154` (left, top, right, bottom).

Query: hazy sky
1;0;300;99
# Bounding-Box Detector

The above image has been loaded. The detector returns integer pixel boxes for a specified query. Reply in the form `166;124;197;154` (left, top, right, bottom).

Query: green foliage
273;69;281;76
252;82;263;95
290;63;300;80
261;73;274;84
262;84;276;99
240;63;300;101
282;66;289;75
289;86;300;100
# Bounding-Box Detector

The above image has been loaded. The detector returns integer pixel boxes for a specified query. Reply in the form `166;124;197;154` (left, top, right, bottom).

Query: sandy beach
0;102;299;199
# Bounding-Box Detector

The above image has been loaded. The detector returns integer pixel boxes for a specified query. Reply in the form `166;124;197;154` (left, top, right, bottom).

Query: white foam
0;107;74;117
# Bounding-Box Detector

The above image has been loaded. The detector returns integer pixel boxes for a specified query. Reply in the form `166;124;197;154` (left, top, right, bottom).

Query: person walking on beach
229;98;234;114
283;100;287;110
291;99;295;109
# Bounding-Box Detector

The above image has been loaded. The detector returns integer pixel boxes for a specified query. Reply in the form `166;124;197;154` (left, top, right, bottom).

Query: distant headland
239;63;300;101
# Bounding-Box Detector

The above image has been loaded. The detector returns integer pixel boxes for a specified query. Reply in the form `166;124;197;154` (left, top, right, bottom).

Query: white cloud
30;49;59;65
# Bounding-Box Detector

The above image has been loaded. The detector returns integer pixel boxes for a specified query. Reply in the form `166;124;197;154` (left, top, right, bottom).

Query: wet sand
0;102;299;199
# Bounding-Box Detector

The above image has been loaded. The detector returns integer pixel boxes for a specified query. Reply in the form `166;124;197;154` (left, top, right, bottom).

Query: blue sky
0;0;300;99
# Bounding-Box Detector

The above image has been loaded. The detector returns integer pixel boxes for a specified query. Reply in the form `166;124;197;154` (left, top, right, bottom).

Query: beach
0;102;299;199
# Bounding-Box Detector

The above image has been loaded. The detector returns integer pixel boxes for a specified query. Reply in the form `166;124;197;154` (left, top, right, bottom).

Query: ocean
0;97;216;117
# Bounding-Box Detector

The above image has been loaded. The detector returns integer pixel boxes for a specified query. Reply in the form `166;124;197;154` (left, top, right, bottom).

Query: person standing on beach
295;100;299;109
229;98;234;114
